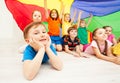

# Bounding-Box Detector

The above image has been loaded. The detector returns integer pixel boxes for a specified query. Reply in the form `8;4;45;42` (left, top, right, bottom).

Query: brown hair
117;37;120;43
50;9;59;20
23;22;45;39
67;25;77;34
92;28;108;55
103;25;112;30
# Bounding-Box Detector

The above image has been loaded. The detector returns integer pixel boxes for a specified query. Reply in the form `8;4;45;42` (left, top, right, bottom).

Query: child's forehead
97;29;105;33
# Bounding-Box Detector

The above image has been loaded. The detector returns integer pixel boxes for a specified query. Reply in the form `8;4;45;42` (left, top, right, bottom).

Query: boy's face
104;27;112;36
32;11;42;22
27;25;49;45
69;29;77;38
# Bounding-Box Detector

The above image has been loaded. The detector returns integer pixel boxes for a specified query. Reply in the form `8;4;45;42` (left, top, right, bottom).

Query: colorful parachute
5;0;120;39
71;0;120;39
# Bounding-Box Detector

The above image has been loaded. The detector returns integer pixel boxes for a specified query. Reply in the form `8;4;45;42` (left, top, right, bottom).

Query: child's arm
112;37;117;45
45;36;63;70
71;9;77;23
59;0;64;19
23;46;45;80
86;13;93;27
77;10;82;28
44;0;49;18
64;45;80;57
92;46;120;64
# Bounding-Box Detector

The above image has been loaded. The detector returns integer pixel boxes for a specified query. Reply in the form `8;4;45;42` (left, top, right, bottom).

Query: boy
22;22;63;80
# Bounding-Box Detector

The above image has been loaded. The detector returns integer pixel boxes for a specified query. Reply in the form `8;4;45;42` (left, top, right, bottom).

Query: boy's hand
45;35;51;48
29;38;45;51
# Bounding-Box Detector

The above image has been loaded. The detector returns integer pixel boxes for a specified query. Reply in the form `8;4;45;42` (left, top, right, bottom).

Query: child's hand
29;38;45;51
45;34;51;48
72;52;80;57
114;58;120;65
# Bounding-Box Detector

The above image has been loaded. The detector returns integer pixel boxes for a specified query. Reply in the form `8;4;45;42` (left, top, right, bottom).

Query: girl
77;11;93;51
85;28;120;65
63;25;83;57
103;26;117;45
61;9;76;37
32;10;42;22
44;0;63;51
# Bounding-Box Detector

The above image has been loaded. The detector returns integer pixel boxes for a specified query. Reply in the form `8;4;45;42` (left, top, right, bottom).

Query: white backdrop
0;0;23;40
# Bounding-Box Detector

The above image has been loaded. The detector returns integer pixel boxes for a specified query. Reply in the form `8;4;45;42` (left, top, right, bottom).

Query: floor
0;38;120;83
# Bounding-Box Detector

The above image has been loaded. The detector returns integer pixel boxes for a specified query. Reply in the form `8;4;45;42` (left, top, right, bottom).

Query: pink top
107;34;115;43
84;40;112;55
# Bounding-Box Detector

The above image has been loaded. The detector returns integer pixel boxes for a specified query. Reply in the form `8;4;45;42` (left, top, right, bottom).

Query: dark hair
92;28;108;55
103;26;112;29
92;28;100;39
49;9;59;20
117;37;120;43
23;22;46;39
67;25;77;34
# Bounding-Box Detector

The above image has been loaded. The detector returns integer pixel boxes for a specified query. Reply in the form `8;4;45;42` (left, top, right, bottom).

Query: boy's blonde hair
23;22;46;39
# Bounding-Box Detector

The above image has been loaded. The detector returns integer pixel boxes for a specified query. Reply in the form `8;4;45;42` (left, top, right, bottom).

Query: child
84;28;120;65
61;8;76;37
77;11;93;51
112;37;120;57
62;25;83;57
44;0;62;51
103;26;117;45
32;10;42;22
18;10;43;53
22;22;63;80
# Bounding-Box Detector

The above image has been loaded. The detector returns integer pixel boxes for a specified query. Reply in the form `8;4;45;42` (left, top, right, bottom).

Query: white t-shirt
84;40;112;55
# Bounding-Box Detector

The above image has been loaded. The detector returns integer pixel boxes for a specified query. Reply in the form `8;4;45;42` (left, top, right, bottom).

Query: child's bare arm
92;46;118;63
46;47;63;70
71;9;77;23
112;38;117;45
64;45;80;57
86;13;93;27
77;10;82;28
23;46;45;80
44;0;49;18
45;36;63;70
59;0;64;19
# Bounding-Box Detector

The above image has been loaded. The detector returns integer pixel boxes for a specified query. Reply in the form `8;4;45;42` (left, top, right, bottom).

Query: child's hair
49;9;59;20
117;37;120;43
23;22;46;39
67;25;77;34
92;28;108;55
64;13;71;22
92;28;100;39
103;25;112;29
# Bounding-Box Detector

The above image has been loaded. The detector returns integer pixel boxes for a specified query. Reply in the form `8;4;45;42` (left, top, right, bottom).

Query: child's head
67;25;77;38
103;26;112;36
50;9;59;20
32;10;42;22
23;22;49;45
92;28;107;41
64;13;71;22
80;19;86;27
